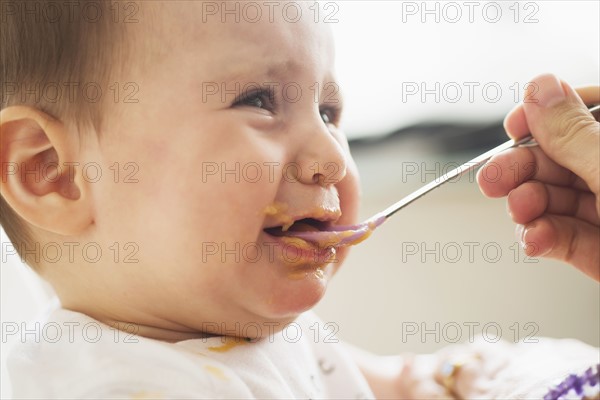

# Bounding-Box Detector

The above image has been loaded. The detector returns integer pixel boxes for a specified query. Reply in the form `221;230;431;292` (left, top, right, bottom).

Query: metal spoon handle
380;104;600;219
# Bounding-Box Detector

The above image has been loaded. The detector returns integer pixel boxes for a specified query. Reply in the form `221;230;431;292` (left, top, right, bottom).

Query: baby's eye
233;89;276;112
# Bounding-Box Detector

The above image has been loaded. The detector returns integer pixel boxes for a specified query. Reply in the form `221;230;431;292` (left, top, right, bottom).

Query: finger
503;85;600;141
519;215;600;281
521;74;600;196
477;146;589;198
507;182;600;226
576;86;600;105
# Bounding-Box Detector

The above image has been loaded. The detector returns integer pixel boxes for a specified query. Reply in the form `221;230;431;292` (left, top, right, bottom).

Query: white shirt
7;307;374;399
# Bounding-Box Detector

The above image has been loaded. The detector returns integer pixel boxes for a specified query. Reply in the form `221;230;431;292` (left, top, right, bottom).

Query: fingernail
522;226;533;250
515;224;525;247
522;225;551;257
530;74;566;108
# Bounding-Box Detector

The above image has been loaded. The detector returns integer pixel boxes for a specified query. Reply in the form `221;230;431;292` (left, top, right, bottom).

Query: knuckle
552;109;596;144
564;222;580;264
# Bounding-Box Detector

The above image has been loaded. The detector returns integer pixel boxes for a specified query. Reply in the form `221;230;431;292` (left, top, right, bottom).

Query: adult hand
478;74;600;281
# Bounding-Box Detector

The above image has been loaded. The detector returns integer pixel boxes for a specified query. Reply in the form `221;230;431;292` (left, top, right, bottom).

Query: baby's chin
257;262;337;320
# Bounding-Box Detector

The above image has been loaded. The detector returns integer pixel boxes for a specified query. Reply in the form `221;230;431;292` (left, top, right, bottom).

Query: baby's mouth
263;205;385;248
265;218;332;236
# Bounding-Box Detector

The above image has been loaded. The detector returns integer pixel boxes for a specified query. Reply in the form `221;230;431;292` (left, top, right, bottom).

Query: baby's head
1;1;360;340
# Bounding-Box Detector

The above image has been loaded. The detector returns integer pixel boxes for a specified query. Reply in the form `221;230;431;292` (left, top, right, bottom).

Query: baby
1;1;598;399
0;1;375;397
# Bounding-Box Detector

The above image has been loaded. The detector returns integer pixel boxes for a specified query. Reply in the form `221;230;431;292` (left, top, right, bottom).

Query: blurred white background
1;1;599;398
332;0;599;139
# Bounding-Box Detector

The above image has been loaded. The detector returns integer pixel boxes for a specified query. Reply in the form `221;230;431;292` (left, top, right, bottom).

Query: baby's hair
1;0;127;268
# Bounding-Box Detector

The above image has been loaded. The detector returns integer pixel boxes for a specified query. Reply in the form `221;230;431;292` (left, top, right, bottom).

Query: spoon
285;104;600;248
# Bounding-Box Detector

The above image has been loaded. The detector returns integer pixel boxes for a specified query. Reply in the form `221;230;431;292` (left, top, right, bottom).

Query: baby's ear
0;106;93;235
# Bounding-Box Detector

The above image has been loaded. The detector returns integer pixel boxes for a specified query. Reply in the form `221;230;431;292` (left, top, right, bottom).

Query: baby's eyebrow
211;58;304;83
265;59;303;80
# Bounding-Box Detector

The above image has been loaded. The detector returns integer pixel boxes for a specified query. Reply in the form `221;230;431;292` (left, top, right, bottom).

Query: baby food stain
203;365;228;381
287;270;309;280
318;358;335;375
286;265;328;281
263;202;294;231
314;268;324;279
280;236;315;252
208;337;250;353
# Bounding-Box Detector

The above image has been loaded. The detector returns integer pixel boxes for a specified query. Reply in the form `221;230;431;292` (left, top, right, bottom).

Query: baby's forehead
145;2;333;58
136;2;336;84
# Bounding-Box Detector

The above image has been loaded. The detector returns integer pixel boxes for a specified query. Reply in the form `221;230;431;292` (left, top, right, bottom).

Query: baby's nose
292;118;347;186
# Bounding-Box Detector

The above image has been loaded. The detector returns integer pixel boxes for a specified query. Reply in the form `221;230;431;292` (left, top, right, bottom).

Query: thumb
522;74;600;196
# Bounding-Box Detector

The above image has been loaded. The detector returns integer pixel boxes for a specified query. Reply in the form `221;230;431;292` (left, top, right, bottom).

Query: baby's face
72;3;360;338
